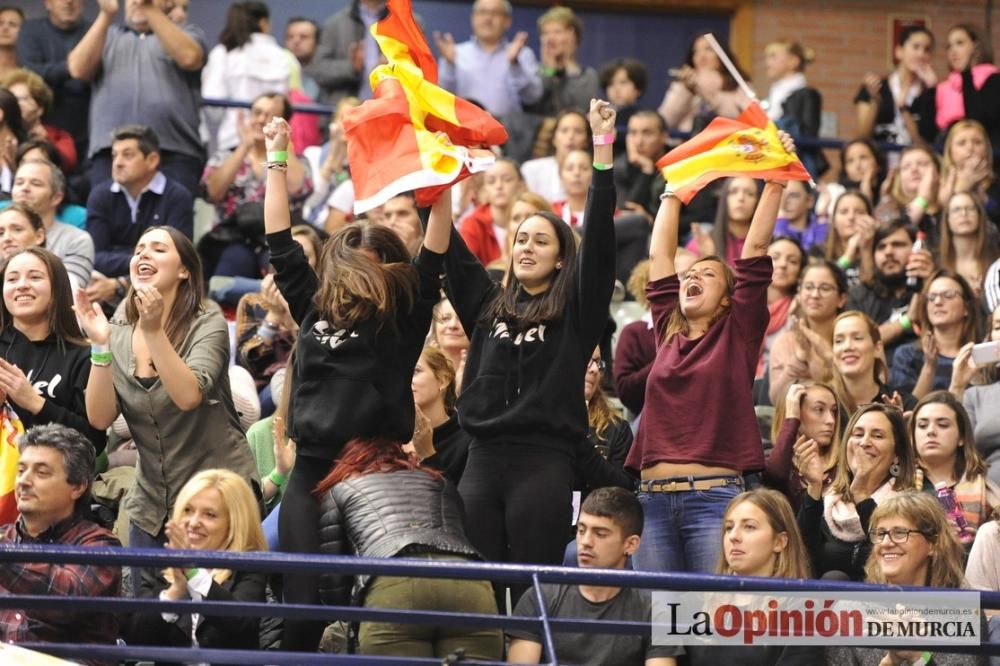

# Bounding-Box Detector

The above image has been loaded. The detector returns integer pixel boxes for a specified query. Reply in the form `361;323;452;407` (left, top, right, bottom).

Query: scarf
823;479;900;542
766;72;807;120
935;64;1000;130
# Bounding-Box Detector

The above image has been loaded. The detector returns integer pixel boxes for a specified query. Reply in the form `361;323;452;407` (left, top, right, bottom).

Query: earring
556;262;563;270
889;461;901;478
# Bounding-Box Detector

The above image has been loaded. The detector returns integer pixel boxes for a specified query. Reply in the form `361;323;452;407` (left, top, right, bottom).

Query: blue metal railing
0;544;996;664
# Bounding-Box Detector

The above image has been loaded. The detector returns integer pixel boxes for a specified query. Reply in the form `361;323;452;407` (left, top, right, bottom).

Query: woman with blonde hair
822;190;876;288
937;120;998;214
874;144;942;228
831;310;915;417
129;469;267;653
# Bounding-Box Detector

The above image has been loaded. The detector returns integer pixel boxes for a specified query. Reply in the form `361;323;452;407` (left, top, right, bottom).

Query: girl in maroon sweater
626;131;796;573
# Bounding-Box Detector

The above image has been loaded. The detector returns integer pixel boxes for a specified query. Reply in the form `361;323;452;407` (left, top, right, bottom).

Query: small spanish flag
344;0;508;214
657;101;811;204
0;402;25;524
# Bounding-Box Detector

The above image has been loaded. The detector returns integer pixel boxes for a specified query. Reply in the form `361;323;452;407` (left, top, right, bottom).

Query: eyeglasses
925;289;962;303
587;358;607;372
868;527;931;544
948;205;978;215
801;282;838;295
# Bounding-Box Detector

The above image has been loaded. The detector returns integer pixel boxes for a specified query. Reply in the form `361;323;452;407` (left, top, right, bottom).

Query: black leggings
278;454;332;652
458;444;574;607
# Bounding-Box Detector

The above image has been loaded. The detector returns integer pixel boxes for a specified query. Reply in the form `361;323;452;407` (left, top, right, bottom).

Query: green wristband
267;150;288;162
592;161;613;171
899;314;913;332
184;567;199;580
912;195;929;210
837;255;852;270
268;469;287;487
91;351;112;366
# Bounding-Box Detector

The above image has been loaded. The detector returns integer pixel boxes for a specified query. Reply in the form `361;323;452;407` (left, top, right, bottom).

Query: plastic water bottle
906;231;927;291
935;481;969;537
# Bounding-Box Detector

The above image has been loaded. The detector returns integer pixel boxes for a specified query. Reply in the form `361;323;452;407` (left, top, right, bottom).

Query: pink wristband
592;132;615;146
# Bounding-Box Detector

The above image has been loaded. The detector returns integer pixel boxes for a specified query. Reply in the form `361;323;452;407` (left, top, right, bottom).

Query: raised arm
143;4;204;71
423;187;453;254
263;118;292;235
648;195;680;281
67;0;118;82
742;132;797;259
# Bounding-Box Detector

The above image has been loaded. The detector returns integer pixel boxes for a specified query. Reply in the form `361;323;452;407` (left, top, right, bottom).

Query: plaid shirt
0;512;122;650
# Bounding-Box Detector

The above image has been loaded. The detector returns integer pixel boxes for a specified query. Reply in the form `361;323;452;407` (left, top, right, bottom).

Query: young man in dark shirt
507;487;680;666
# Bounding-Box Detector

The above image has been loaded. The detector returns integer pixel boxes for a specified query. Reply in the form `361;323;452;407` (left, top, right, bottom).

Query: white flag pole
703;33;759;102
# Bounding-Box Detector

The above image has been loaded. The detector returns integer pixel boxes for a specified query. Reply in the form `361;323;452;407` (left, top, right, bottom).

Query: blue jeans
633;480;743;573
262;500;280;551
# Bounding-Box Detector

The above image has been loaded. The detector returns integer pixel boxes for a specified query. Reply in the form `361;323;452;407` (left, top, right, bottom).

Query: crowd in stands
2;0;1000;664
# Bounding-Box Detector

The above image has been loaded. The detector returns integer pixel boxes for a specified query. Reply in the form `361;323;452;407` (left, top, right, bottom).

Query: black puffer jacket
317;470;480;605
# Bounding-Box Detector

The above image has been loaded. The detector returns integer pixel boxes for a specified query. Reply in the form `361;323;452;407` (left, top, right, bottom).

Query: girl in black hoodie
422;99;618;576
261;118;444;651
0;248;105;453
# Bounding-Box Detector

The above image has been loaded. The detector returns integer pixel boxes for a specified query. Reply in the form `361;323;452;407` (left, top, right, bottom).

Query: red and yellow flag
656;101;811;204
0;402;25;525
344;0;508;214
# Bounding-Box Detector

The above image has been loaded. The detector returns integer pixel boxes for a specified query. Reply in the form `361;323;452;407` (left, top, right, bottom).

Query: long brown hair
662;256;736;345
716;489;812;579
831;311;888;415
770;381;841;475
0;247;85;348
712;177;762;259
917;269;982;345
314;223;418;333
419;345;457;414
824;190;873;263
910;390;988;483
829;403;916;503
939;192;999;285
588;380;623;442
865;492;967;588
314;437;441;494
125;227;205;349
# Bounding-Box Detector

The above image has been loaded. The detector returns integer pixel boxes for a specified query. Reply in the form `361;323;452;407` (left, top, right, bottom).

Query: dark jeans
127;521;167;597
90;149;204;198
458;444;574;608
278;453;332;652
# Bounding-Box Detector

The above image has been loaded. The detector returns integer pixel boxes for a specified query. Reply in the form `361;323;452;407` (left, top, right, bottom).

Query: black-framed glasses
801;282;837;295
868;527;932;545
587;358;607;372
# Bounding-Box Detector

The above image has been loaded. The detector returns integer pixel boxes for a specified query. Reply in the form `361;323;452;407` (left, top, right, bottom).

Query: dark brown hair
830;403;916;503
917;269;982;347
910;390;987;483
662;256;736;345
0;247;85;348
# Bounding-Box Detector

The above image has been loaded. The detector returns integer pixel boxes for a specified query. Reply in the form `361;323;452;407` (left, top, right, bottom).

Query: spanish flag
657;101;811;204
344;0;508;214
0;402;25;524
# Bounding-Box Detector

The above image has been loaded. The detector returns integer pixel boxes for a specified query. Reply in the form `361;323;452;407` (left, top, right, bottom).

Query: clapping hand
73;288;111;346
134;284;165;333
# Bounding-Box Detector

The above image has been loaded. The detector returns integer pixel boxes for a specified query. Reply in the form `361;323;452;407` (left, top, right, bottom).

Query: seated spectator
521;109;589;203
950;303;1000;485
768;258;848;405
891;270;981;398
202;2;297;155
317;437;502;660
775;180;827;252
599;57;647;153
797;403;916;580
766;382;840;510
574;346;634;495
687;176;761;266
1;68;76;172
378;191;424;258
874;145;941;229
855;26;935;146
0;424;121;647
11;159;92;290
913;23;1000;148
129;469;267;654
659;33;750;134
69;0;206;196
846;218;934;364
937;120;1000;225
429;298;469;389
85;125;194;309
236;224;321;407
16;0;90;161
828;492;973;666
760;236;805;377
614;259;655;416
821;189;875;288
831;311;915;416
764;39;826;177
459;158;524;266
245;365;295;523
507;487;681;665
987;258;1000;313
0;87;25;193
11;139;86;222
0;203;44;259
685;489;823;665
435;0;542;118
0;6;21;79
551;149;593;227
309;0;395;105
406;346;469;486
203;92;311;278
0;247;106;453
911;391;1000;546
285;17;321;102
829;139;885;210
613;109;667;218
938;192;998;300
73;226;259;562
529;6;601;116
305;97;359;230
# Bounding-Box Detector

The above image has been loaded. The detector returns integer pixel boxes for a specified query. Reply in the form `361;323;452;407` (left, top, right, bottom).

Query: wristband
267;150;288;162
91;349;112;366
912;195;929;210
268;469;288;487
911;652;933;666
899;314;913;332
837;255;852;269
592;161;613;171
659;183;676;200
184;567;200;581
592;132;615;146
92;343;110;355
